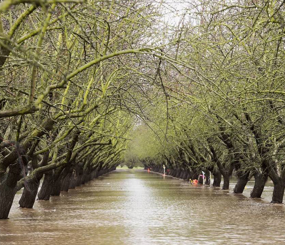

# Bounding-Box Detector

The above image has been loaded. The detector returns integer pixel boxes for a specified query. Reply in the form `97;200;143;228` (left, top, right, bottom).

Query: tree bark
234;171;250;194
205;170;210;185
38;171;54;200
68;170;77;189
19;152;48;208
76;174;83;186
51;177;62;196
61;171;71;192
51;167;68;196
271;178;285;204
222;174;230;190
19;178;41;208
212;170;221;187
81;172;88;185
198;174;203;184
0;162;22;219
250;172;267;198
179;170;184;179
184;172;190;181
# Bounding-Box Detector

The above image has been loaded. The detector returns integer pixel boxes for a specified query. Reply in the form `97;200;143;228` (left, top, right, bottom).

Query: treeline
131;0;285;204
0;0;162;219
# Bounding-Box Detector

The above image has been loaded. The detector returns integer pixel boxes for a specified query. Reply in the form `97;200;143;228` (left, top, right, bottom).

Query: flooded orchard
1;169;285;245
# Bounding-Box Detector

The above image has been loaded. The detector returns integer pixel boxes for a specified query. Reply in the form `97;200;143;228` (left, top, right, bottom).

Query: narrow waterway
1;169;285;244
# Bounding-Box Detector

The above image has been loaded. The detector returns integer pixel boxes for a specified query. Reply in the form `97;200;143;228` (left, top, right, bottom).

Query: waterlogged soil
1;169;285;244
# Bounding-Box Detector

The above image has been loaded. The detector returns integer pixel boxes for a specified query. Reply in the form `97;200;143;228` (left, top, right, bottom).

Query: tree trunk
198;174;203;184
250;172;267;198
179;170;184;179
234;171;250;194
184;172;190;181
69;172;77;189
271;178;285;204
86;172;92;182
93;169;99;179
175;170;180;178
51;177;62;196
69;178;76;189
76;174;83;186
222;175;230;190
0;179;17;219
61;172;71;192
205;170;210;185
0;163;22;219
91;170;96;179
212;170;221;187
19;178;41;208
81;172;88;184
38;172;54;200
192;172;199;180
51;167;68;196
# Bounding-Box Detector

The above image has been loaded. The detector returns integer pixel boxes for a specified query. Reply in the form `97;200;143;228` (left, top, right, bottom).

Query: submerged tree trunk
204;170;210;185
19;152;48;208
19;178;41;208
184;171;190;181
75;166;83;186
0;180;17;219
212;170;221;187
192;172;199;180
234;171;250;194
69;178;76;189
93;169;99;179
81;172;88;184
61;171;72;192
91;170;96;180
51;177;62;196
76;174;83;186
222;174;230;190
198;173;203;184
85;172;92;182
271;178;285;204
180;171;185;179
51;167;68;196
69;170;77;189
250;172;268;198
0;163;22;219
38;171;54;200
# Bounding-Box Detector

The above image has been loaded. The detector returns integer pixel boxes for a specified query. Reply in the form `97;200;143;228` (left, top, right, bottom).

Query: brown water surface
1;169;285;244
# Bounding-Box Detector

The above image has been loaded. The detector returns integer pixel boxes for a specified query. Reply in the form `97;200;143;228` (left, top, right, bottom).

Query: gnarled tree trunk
51;177;62;196
212;170;221;187
19;178;41;208
38;171;54;200
222;174;230;190
204;170;210;185
19;152;48;208
271;178;285;204
0;162;22;219
61;171;72;192
250;172;268;198
234;171;250;194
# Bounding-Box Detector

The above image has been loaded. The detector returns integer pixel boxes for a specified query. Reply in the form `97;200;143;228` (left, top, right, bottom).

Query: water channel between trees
1;169;285;245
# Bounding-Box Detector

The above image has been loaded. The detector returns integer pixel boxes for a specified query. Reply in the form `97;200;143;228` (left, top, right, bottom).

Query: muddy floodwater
1;169;285;244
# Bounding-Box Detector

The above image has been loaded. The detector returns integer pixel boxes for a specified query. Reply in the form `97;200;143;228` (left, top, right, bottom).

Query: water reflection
1;170;285;244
